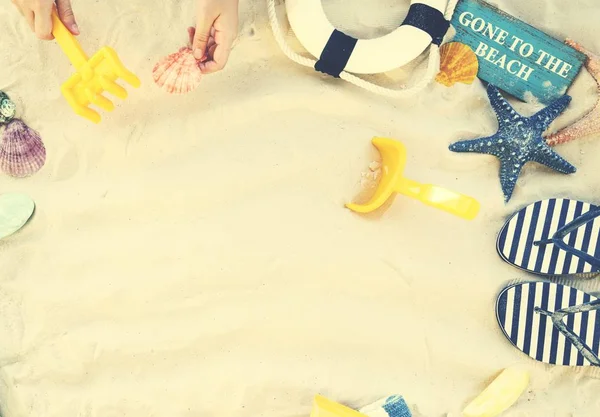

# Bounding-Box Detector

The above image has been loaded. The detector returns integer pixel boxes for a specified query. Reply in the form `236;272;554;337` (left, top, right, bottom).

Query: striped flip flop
497;198;600;278
496;281;600;367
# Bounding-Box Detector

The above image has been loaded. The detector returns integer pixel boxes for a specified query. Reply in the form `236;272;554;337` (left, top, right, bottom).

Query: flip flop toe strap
534;207;600;269
535;299;600;366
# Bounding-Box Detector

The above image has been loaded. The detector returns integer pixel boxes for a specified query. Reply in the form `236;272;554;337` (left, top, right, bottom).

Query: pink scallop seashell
0;119;46;178
152;47;203;94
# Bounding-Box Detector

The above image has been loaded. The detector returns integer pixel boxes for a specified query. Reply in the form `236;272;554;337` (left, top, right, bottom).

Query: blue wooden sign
451;0;586;104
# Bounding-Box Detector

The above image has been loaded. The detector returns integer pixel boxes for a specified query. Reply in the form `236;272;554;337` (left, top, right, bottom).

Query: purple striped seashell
0;119;46;178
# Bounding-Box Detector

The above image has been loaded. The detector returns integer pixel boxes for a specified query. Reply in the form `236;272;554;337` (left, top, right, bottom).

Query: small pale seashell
152;47;203;94
0;119;46;178
435;42;479;87
0;193;34;240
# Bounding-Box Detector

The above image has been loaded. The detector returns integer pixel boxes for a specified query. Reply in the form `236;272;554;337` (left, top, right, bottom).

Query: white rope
267;0;459;98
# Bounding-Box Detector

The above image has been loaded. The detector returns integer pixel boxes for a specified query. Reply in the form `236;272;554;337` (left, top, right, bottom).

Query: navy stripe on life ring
314;30;358;78
402;3;450;46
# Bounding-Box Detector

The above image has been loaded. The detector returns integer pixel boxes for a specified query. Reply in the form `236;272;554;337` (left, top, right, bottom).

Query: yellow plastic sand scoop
346;137;480;220
51;11;140;123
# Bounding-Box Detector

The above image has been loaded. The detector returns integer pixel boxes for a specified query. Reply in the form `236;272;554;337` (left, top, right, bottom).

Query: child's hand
11;0;79;40
191;0;239;74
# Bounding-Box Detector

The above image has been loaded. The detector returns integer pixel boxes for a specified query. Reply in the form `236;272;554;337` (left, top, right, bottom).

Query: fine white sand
0;0;599;416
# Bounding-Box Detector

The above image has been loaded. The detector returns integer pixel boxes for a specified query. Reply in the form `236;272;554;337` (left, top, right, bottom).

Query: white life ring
286;0;449;74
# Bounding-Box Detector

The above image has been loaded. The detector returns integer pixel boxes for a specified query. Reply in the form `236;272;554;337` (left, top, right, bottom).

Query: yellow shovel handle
397;178;480;220
51;10;88;69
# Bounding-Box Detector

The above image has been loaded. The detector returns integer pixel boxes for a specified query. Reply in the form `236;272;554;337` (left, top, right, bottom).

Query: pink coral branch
545;39;600;146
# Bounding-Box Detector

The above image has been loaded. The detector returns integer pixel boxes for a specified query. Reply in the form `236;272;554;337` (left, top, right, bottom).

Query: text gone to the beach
450;0;586;103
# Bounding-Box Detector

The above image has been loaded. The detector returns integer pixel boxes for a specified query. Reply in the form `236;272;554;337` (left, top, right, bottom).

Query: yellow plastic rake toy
51;11;140;123
346;137;480;220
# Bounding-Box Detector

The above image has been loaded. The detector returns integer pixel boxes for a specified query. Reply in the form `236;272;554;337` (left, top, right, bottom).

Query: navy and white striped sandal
496;281;600;367
497;198;600;278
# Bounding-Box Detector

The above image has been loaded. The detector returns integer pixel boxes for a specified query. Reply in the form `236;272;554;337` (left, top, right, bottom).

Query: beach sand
0;0;599;416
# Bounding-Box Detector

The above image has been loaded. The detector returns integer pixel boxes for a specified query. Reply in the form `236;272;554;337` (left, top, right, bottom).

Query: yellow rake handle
51;10;88;69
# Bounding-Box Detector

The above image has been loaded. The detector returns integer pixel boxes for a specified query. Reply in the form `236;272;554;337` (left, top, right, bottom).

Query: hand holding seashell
11;0;79;40
191;0;239;74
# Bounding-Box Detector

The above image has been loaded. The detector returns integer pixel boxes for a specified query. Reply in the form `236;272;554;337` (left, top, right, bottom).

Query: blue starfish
449;84;577;202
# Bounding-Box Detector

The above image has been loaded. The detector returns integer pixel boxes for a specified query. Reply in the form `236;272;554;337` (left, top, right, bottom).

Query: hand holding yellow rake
51;11;140;123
